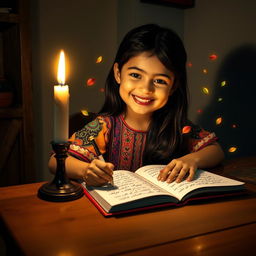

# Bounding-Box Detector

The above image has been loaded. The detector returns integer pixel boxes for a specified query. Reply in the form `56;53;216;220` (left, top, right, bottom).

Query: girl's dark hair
99;24;189;164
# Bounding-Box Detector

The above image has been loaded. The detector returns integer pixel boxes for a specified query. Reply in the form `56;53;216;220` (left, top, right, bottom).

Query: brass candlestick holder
38;141;83;202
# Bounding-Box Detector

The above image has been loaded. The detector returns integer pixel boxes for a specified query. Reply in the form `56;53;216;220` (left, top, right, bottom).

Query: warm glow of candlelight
57;50;65;85
54;50;69;143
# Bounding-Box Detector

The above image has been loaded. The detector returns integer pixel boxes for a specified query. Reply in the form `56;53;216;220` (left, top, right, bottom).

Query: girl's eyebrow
127;66;172;79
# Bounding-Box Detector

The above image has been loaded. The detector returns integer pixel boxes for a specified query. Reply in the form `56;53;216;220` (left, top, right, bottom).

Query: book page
87;170;171;206
136;165;245;201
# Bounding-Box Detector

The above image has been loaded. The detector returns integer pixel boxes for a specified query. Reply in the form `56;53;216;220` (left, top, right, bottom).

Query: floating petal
209;54;218;61
232;124;237;128
99;88;105;93
228;147;237;153
216;117;222;125
96;56;103;63
182;126;191;134
81;109;89;116
197;109;203;114
221;81;227;87
202;87;210;95
203;69;208;74
187;62;193;67
86;78;96;86
218;97;223;102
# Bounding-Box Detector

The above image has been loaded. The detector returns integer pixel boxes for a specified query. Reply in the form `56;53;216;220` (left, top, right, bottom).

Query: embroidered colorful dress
68;115;217;172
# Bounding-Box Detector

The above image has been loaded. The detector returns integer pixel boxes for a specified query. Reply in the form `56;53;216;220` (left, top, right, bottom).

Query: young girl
49;24;224;186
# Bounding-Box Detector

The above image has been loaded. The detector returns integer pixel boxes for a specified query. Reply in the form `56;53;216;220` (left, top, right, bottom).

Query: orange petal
228;147;237;153
216;117;222;125
209;54;217;60
96;56;103;63
86;78;96;86
182;126;191;134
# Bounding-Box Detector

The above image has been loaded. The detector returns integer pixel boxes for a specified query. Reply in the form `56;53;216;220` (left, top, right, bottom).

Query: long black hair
99;24;189;164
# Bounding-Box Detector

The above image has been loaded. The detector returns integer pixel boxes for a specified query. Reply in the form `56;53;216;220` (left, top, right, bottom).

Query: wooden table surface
1;156;256;256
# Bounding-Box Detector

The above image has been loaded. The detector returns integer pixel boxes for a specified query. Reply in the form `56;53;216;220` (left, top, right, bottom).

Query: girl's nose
139;79;154;93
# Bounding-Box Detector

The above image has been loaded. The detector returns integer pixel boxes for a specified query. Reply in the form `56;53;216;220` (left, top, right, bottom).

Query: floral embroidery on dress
75;118;103;146
69;144;95;162
68;116;218;171
69;117;108;161
105;116;147;172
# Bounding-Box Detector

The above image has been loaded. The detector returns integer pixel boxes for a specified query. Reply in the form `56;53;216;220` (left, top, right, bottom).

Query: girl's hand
83;159;114;186
157;156;198;183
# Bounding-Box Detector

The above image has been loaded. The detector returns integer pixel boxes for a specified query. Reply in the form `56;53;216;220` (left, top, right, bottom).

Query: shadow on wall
197;45;256;159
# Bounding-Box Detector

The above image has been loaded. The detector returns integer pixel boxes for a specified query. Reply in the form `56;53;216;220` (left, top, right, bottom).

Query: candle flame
57;50;65;85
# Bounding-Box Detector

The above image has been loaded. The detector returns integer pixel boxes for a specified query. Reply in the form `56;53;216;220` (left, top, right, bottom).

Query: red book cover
83;186;246;217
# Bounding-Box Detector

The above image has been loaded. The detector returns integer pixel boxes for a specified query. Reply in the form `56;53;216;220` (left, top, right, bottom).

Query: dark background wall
185;0;256;159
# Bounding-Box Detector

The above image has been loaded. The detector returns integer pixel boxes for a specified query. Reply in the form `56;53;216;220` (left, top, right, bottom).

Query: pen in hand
89;136;114;186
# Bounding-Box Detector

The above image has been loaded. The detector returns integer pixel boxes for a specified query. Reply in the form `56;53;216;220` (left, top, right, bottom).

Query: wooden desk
1;157;256;256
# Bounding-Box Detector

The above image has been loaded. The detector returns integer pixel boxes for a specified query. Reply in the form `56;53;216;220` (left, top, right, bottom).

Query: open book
82;165;245;216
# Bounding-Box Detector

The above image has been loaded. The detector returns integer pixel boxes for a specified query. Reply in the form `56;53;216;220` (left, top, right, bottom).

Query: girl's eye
154;79;168;86
130;73;141;79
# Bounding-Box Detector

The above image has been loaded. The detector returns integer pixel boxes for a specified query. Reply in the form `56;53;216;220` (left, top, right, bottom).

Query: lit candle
53;50;69;143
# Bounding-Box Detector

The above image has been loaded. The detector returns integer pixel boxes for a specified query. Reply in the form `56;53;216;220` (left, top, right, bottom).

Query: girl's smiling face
114;52;175;121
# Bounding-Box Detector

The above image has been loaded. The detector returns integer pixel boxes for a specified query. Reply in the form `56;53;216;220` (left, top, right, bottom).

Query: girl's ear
113;63;121;84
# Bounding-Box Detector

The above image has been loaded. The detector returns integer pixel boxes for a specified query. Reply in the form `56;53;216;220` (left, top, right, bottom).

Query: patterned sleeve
68;116;111;162
184;121;218;153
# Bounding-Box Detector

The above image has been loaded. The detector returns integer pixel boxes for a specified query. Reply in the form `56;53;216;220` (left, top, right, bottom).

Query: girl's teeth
134;96;151;103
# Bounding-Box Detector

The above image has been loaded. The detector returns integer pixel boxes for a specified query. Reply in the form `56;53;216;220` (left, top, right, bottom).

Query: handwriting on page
92;171;168;205
164;171;229;194
137;167;240;200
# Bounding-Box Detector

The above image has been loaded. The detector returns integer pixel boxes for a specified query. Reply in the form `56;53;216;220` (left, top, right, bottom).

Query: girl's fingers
94;166;113;182
86;169;107;186
87;161;114;183
186;168;196;182
173;167;189;183
166;165;183;183
158;158;197;183
93;159;114;176
103;163;114;175
157;161;176;181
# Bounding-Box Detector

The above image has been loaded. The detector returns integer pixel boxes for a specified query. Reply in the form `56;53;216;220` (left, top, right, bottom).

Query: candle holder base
38;141;83;202
38;181;83;202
